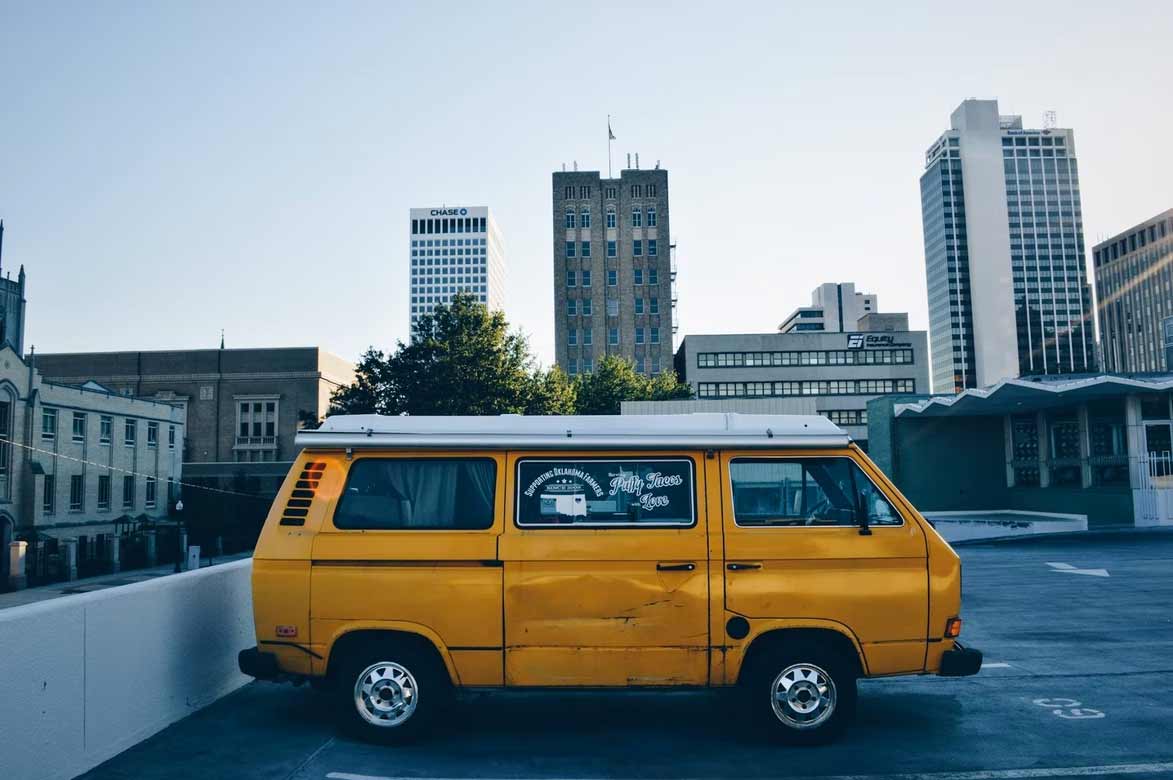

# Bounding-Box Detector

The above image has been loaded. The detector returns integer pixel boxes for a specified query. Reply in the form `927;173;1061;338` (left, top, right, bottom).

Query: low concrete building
674;329;930;448
0;345;186;561
867;374;1173;528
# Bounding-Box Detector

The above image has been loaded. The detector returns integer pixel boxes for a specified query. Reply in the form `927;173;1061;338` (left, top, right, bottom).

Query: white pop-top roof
296;413;849;450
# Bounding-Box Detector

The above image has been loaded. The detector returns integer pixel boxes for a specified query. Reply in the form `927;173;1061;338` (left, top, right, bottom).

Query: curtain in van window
334;458;496;530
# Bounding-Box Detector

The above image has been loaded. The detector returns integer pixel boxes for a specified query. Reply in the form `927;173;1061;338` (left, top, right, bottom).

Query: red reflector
945;617;962;638
276;625;298;638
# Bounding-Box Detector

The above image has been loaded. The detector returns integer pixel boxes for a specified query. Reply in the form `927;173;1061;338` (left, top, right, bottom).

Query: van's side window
334;458;496;530
730;458;901;528
516;458;695;527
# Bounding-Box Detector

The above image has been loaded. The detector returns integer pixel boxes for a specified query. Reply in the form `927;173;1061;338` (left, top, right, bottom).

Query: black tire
741;639;858;745
333;638;450;744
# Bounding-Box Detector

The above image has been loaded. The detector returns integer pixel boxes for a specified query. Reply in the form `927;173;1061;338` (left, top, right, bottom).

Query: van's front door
500;452;710;686
720;449;929;676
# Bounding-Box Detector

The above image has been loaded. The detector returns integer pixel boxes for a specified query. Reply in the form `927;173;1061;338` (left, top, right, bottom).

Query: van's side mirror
856;496;872;536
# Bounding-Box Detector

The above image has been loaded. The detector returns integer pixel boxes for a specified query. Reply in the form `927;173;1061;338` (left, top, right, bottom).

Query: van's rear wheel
334;640;448;743
743;640;857;745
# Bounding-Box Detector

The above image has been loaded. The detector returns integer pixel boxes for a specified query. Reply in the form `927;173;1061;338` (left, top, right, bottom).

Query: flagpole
607;114;613;178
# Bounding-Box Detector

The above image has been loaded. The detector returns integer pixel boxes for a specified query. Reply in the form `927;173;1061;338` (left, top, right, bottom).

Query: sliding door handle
656;562;696;572
727;562;763;571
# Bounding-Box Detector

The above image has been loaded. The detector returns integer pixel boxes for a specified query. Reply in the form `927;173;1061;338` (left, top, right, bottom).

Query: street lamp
173;499;185;573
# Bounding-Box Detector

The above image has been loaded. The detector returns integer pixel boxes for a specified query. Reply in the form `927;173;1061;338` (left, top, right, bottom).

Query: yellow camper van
239;413;980;744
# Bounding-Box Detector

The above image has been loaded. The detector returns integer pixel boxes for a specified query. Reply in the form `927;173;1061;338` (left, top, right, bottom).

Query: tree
573;354;692;415
330;294;576;416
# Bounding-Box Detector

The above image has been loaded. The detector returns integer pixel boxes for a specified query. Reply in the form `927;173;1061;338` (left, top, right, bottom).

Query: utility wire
1;438;275;500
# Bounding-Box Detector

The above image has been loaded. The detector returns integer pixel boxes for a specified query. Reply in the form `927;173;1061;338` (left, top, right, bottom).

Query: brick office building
552;165;676;376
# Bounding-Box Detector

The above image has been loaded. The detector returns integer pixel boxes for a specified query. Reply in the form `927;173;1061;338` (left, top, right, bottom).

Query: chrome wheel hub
771;663;836;729
354;661;418;727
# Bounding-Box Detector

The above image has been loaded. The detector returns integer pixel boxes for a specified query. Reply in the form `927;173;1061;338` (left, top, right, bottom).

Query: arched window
646;206;657;227
631;207;643;228
606;206;616;229
580;208;591;229
564;209;576;229
0;385;14;500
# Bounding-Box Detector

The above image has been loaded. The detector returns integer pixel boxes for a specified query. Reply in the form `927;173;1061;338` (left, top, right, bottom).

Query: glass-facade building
920;100;1095;394
1093;210;1173;372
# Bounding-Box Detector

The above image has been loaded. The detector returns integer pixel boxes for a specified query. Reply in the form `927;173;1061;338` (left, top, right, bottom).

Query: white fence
0;559;255;780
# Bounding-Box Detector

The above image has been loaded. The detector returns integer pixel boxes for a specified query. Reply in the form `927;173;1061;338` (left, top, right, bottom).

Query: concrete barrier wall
0;559;254;780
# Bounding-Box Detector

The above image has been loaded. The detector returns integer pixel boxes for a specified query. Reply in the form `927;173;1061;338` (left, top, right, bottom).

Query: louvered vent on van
279;461;326;526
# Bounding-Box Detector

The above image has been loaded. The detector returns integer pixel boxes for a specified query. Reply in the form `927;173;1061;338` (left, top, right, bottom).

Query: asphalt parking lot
80;533;1173;780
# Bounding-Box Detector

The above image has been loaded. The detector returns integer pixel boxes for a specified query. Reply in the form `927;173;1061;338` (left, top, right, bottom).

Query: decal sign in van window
516;459;694;527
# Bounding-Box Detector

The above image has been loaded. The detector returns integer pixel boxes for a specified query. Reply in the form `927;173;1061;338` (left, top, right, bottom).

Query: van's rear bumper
938;642;983;676
238;646;280;680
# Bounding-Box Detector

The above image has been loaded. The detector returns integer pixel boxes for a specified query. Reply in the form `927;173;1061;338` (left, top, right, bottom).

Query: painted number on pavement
1032;697;1105;719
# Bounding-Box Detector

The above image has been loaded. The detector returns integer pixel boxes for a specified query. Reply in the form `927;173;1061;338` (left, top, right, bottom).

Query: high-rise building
408;207;505;332
779;282;880;333
1092;209;1173;372
553;166;675;376
920;99;1095;394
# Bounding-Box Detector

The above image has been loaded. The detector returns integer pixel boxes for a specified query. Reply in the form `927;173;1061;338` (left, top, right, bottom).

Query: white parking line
325;760;1173;780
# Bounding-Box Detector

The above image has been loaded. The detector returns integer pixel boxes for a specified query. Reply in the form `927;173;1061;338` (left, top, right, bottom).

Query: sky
2;1;1170;367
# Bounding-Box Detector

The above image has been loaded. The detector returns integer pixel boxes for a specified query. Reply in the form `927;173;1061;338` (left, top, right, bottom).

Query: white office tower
920;100;1095;394
409;207;505;332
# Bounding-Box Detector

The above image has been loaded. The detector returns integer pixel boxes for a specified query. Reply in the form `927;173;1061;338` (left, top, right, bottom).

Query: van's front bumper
939;642;983;676
238;646;280;680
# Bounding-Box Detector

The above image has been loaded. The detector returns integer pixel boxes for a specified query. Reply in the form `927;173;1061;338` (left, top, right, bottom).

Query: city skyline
2;3;1171;367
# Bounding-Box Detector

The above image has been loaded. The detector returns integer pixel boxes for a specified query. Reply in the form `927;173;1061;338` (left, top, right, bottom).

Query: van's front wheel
335;640;447;743
743;641;857;745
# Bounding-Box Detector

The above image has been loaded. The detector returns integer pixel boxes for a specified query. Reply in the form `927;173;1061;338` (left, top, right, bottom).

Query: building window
566;270;577;287
567;359;578;376
583;357;594;373
43;474;55;514
607;240;616;257
636;327;645;344
168;425;176;449
607;270;617;286
98;475;111;510
648;239;657;257
580;209;591;228
606;207;616;229
72;412;86;443
647;206;657;227
649;268;659;285
147;421;159;448
42;409;57;441
634;269;643;285
565;240;576;258
70;475;84;512
568;329;578;346
578;185;592;199
609;328;619;345
652;356;661;374
100;416;112;445
606;298;619;317
581;241;591;258
635;298;645;314
146;477;157;509
632;207;643;228
583;328;593;345
238;401;278;443
582;270;591;287
637;356;646;373
567;299;578;316
647;184;657;197
124;419;136;447
633;240;643;256
605;186;616;199
565;209;576;229
631;185;642;198
650;297;659;314
651;327;660;344
582;299;592;316
122;476;135;509
564;186;574;199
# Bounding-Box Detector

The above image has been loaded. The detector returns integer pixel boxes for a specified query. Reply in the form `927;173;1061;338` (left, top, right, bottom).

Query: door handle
656;562;696;572
727;562;763;571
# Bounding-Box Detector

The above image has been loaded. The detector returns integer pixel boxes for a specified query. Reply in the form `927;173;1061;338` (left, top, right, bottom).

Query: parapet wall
0;559;254;780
